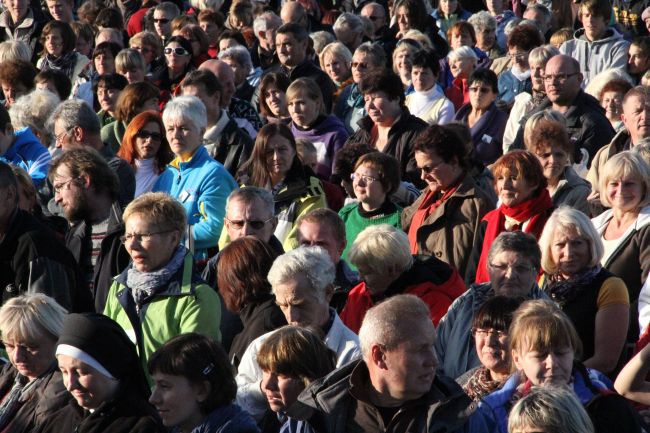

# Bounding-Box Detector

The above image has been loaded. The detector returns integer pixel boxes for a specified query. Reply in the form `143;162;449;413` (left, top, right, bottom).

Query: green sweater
339;201;402;266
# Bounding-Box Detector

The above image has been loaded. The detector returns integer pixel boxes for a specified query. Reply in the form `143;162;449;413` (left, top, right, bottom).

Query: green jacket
104;252;221;383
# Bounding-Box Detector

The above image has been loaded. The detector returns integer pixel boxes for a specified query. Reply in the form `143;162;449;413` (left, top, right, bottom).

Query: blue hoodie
0;127;51;187
178;403;259;433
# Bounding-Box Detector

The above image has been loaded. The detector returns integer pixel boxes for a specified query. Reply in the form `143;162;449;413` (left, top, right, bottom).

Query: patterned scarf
126;245;186;305
0;372;43;430
40;51;78;80
463;367;506;401
546;266;602;308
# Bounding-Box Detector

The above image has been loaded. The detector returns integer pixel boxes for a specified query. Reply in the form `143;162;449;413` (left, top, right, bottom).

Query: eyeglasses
54;128;72;144
136;130;162;141
120;230;175;244
53;177;80;193
472;328;508;340
225;216;274;230
164;47;190;56
419;160;445;174
351;61;368;69
350;173;378;184
542;73;579;83
488;262;535;274
153;18;170;24
508;50;529;61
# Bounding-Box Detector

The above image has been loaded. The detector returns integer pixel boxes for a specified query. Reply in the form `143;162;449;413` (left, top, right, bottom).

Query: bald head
281;1;307;27
360;3;387;36
199;59;235;107
544;55;582;107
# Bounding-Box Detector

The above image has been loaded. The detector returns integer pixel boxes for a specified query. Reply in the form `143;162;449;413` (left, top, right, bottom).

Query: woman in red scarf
468;150;553;284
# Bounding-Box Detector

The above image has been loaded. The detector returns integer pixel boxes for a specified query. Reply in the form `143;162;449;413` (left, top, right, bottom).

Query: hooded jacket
203;112;254;178
551;166;591;215
333;83;365;134
291;115;349;180
0;127;51;187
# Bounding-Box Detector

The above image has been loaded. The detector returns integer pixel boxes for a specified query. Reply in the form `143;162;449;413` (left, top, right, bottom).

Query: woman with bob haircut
445;46;478;111
457;295;523;401
507;386;595;433
117;110;173;197
238;123;327;251
258;72;290;125
402;124;495;281
148;333;257;433
593;152;650;343
524;114;590;214
319;42;352;100
258;326;336;433
392;0;448;58
37;21;89;83
217;237;285;368
341;224;465;333
539;206;629;375
0;294;69;433
469;299;643;433
468;150;553;284
115;48;147;84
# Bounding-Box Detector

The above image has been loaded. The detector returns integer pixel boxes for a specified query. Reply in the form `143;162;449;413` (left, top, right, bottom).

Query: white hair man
235;247;360;421
286;294;474;432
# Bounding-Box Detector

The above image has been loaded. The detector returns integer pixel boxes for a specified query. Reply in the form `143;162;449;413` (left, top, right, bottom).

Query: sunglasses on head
164;47;189;56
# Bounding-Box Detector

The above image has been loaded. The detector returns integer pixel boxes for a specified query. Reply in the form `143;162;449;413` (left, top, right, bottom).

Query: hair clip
202;363;215;376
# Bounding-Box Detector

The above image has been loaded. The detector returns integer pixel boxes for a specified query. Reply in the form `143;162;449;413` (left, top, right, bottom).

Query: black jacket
0;209;92;312
204;116;254;178
275;60;337;113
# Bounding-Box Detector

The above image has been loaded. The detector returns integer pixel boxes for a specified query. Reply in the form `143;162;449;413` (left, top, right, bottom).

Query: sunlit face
396;6;411;33
297;221;345;265
394;46;413;76
323;52;351;84
581;9;606;41
364;91;401;126
605;175;644;213
124;213;180;273
628;44;650;75
469;81;497;110
509;47;530;71
46;0;71;22
58;354;120;410
165;42;191;74
53;164;88;221
265;133;295;180
165;117;203;160
474;328;510;376
225;197;276;243
134;121;162;159
621;94;650;142
273;274;329;328
153;11;173;39
4;0;29;23
529;59;546;93
411;66;436;92
4;333;57;381
263;84;287;117
96;85;120;114
512;344;574;386
352;163;387;210
601;90;624;123
1;81;27;108
415;150;461;194
149;372;206;432
550;228;591;278
45;28;64;57
94;52;116;76
351;51;372;84
475;26;496;50
450;56;475;79
449;30;473;50
261;371;305;413
544;57;582;106
533;144;568;183
496;170;536;207
218;37;240;53
288;90;321;128
488;250;537;298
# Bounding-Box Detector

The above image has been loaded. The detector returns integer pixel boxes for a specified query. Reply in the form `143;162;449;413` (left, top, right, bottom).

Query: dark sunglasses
136;130;162;141
225;217;274;230
164;47;189;56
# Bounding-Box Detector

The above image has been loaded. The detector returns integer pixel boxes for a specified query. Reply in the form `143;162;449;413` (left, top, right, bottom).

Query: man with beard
49;147;130;313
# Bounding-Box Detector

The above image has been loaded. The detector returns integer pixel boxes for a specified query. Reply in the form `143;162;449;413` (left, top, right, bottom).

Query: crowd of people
3;0;650;431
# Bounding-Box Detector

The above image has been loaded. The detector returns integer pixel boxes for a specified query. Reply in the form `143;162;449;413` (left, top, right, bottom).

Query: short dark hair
48;147;119;200
95;7;125;30
181;69;222;96
359;69;405;107
94;73;129;94
507;24;543;51
0;60;37;90
0;160;18;195
414;124;469;169
411;48;440;76
93;41;122;59
36;70;73;100
148;333;237;414
166;35;194;57
276;22;309;42
468;68;498;93
259;72;290;117
217;29;247;48
332;142;374;186
353;152;401;196
472;295;524;333
298;208;346;243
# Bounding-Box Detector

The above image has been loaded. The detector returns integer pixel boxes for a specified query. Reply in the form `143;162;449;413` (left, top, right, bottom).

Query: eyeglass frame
488;262;535;274
471;328;508;340
52;177;81;193
120;229;176;245
350;173;379;184
225;216;275;230
542;72;580;83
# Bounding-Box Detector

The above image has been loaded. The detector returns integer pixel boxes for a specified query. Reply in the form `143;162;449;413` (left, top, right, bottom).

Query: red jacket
340;255;466;334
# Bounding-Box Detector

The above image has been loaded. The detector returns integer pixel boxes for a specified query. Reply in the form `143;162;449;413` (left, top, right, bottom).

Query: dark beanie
57;313;150;398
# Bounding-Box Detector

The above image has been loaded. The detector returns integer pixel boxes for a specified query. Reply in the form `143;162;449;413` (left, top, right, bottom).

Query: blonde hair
348;224;413;275
286;78;325;116
123;192;187;233
318;42;352;71
0;294;67;343
522;109;566;150
402;29;432;49
599;151;650;209
115;48;145;74
538;206;604;275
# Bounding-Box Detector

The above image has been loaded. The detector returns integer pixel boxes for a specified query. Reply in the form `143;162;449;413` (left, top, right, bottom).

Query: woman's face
530;59;546;93
395;47;413;78
199;20;220;44
606;175;644;213
288;90;321;128
440;0;458;16
364;90;402;126
121;67;146;84
124;213;180;272
474;328;510;376
4;333;57;380
351;51;372;84
45;28;64;57
264;84;287;117
396;6;411;33
150;372;206;432
218;37;239;53
450;30;473;50
352;163;387;209
550;228;591;278
165;42;191;74
486;0;504;15
131;43;156;65
496;171;536;207
261;370;306;413
415;149;461;193
75;36;92;58
96;85;120;114
411;65;436;92
323;52;351;85
135;121;162;160
509;47;530;71
165;116;202;160
265;134;296;180
450;57;474;78
601;90;625;123
512;344;574;386
57;354;120;410
469;81;497;110
476;26;496;50
534;144;568;183
94;52;115;76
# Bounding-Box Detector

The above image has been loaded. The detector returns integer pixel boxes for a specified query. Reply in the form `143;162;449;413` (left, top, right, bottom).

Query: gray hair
447;45;478;63
310;31;336;55
504;17;523;37
488;231;541;271
354;41;386;68
163;95;207;132
0;40;32;62
359;294;432;359
528;44;560;66
468;10;497;32
253;11;282;36
268;247;334;302
333;12;364;35
47;99;101;136
226;187;275;216
95;28;124;47
523;109;566;147
524;3;552;27
10;89;61;144
154;1;180;17
0;294;68;343
218;45;253;76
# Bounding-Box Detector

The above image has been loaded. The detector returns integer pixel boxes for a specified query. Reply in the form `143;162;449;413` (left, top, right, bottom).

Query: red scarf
407;182;461;254
474;189;552;283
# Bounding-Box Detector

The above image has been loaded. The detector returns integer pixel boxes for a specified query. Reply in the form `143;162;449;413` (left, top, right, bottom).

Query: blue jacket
497;69;532;106
153;145;237;258
174;403;258;433
0;127;51;187
454;102;507;165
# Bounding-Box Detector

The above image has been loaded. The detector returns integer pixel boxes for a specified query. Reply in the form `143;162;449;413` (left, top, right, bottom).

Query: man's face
52;164;88;222
1;81;27;108
53;119;78;150
622;94;650;144
182;84;220;118
628;45;650;75
581;9;607;41
225;197;276;242
523;9;548;35
544;57;582;107
377;318;437;402
46;0;71;21
360;4;386;35
153;11;173;40
213;64;235;108
297;220;344;265
4;0;29;23
276;32;306;68
273;274;329;327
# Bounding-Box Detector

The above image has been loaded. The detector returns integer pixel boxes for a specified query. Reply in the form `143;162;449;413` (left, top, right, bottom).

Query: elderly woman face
123;212;181;272
415;149;462;194
364;90;402;126
450;56;474;79
396;5;411;33
529;58;546;93
488;250;537;297
323;52;351;85
476;25;496;51
4;331;57;381
265;133;296;180
469;80;497;111
165;115;203;160
449;30;473;50
605;174;644;213
601;90;625;124
165;42;191;75
533;144;568;184
263;84;287;117
45;28;64;57
496;169;536;207
550;227;591;278
262;370;305;413
57;354;120;410
474;327;510;376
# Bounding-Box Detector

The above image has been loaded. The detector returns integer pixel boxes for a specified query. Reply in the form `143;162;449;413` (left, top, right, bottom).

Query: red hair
118;110;172;173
